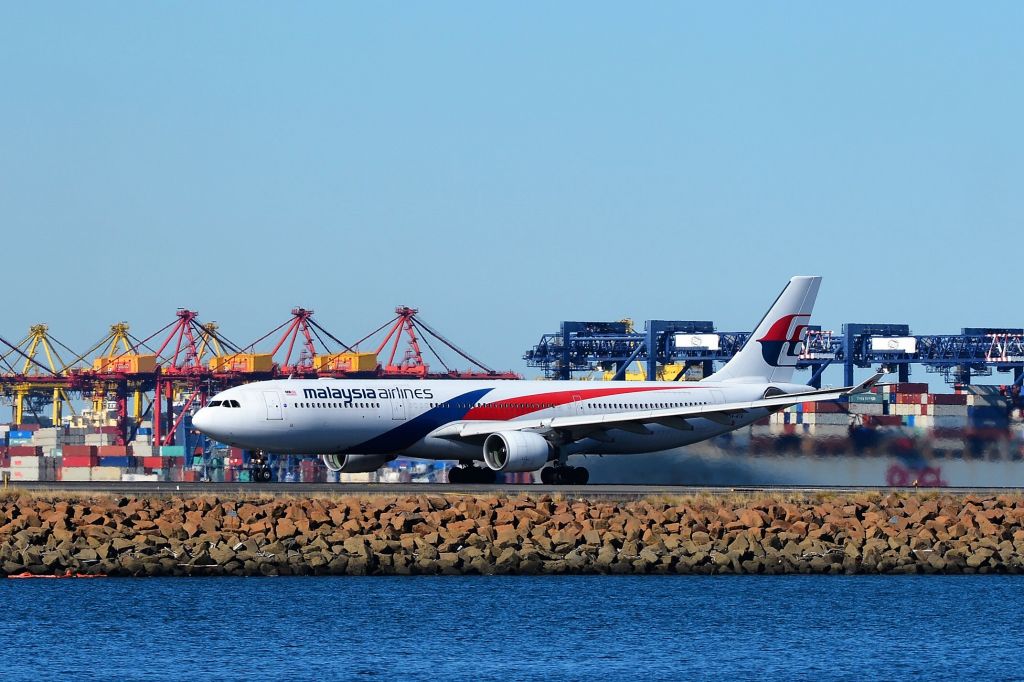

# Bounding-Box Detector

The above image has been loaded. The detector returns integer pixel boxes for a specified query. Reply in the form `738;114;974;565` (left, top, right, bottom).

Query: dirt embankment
2;492;1023;576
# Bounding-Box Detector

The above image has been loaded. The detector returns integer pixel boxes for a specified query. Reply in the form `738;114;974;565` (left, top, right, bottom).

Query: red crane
355;306;520;380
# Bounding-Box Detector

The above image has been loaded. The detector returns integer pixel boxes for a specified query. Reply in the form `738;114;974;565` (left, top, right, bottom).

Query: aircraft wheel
572;467;589;485
540;467;554;485
448;466;465;484
475;467;497;484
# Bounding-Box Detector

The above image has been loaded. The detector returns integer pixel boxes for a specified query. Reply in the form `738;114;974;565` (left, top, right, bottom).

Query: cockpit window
208;400;222;407
227;400;241;408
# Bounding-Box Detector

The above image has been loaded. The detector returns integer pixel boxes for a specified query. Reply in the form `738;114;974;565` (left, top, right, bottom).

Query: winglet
845;368;888;396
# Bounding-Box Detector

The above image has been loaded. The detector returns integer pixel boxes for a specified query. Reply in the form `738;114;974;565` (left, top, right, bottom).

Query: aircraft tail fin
705;276;821;384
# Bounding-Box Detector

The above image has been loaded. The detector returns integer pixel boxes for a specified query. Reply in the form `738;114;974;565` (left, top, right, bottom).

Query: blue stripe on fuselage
346;388;493;454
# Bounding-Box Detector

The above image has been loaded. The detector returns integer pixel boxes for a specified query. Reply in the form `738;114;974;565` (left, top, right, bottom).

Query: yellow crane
0;324;76;425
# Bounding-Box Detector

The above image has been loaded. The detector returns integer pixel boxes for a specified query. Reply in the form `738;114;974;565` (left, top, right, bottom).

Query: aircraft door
710;390;725;406
391;391;407;421
263;391;283;420
572;394;583;415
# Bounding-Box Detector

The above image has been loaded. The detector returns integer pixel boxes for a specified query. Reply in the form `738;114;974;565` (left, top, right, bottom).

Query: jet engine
482;431;551;472
321;454;395;473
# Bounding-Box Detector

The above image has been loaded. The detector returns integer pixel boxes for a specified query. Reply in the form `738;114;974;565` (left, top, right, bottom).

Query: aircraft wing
429;371;886;442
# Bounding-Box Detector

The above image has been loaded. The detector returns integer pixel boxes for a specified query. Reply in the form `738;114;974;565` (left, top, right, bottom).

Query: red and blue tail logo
757;314;810;367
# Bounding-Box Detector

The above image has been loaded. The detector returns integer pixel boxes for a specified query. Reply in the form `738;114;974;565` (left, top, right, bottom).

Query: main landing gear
447;464;498;484
540;465;589;485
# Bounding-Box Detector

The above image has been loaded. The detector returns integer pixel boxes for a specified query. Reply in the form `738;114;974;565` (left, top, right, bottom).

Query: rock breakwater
2;492;1024;576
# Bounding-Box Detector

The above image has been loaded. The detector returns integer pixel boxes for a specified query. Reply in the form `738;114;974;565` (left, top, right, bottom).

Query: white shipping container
339;472;375;483
122;473;159;482
932;405;969;417
10;456;42;469
89;466;123;481
807;424;848;437
61;467;92;481
849;403;884;416
9;467;41;481
808;414;849;426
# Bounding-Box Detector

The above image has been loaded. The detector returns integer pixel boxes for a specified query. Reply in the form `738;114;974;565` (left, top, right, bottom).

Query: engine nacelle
321;454;395;473
482;431;551;472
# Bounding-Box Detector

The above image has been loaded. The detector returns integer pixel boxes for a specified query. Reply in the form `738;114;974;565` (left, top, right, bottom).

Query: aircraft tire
540;467;554;485
572;467;589;485
448;467;465;484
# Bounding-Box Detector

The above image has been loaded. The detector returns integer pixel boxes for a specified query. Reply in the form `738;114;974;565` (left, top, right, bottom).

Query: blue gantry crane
524;321;1024;388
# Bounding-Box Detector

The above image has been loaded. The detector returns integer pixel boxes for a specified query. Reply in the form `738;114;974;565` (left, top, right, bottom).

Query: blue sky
1;4;1022;389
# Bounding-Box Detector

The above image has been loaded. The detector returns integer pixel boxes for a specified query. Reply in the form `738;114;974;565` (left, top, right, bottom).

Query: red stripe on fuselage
462;386;705;421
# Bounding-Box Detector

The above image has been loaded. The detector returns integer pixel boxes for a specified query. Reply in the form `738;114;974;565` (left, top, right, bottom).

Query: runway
4;480;1022;499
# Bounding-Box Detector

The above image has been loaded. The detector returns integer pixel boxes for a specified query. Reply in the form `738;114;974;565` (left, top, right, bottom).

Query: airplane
192;276;882;484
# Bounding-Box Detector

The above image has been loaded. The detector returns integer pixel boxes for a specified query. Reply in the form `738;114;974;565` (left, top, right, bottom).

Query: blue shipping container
98;456;135;467
137;427;153;435
9;430;34;439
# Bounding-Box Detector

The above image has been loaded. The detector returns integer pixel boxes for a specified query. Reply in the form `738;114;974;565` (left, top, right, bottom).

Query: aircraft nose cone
192;408;212;433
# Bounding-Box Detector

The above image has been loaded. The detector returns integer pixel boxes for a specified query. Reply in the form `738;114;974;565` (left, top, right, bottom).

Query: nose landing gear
250;451;272;483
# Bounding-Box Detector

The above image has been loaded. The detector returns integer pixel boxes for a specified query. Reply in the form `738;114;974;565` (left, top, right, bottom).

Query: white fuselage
192;378;795;461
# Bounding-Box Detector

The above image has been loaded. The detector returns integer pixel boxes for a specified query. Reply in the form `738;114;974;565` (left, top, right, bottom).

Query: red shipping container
182;470;198;482
891;383;928;394
142;456;167;468
15;423;40;432
815;402;847;413
932;393;968;405
98;445;129;456
62;455;99;467
8;445;43;456
62;445;98;457
97;426;121;435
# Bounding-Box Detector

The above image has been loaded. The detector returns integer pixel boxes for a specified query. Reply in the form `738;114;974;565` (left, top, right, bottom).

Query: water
3;576;1023;680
